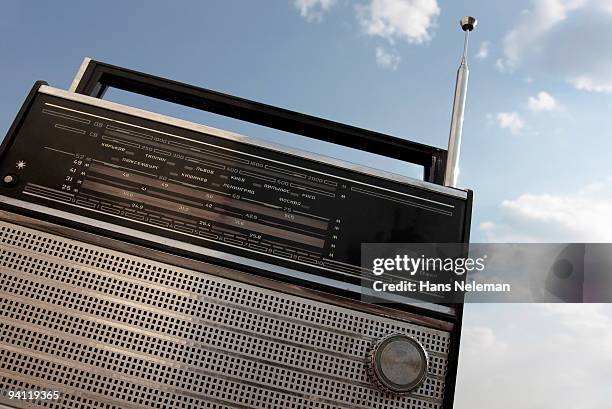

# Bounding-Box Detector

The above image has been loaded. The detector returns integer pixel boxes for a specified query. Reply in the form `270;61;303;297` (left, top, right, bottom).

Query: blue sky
2;0;612;243
1;1;611;407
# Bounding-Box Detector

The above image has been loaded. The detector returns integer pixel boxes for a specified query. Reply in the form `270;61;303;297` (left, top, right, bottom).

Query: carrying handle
70;58;447;185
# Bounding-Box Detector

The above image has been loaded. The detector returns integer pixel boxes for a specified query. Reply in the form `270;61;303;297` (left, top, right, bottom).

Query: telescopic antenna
444;16;477;187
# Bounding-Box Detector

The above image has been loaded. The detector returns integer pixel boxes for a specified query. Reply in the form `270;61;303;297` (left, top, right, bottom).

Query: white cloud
495;58;507;72
294;0;336;22
527;91;558;112
461;326;508;356
478;221;542;242
475;41;490;59
479;221;496;232
570;75;612;93
502;193;612;240
539;303;612;331
456;304;612;409
480;176;612;242
294;0;439;68
356;0;440;44
502;0;587;68
500;0;612;92
496;112;525;135
375;47;401;70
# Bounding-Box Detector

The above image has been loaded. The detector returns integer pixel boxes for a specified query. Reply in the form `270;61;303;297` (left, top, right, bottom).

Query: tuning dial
368;334;428;394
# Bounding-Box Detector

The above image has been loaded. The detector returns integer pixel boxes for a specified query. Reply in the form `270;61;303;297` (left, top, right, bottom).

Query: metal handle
69;58;448;185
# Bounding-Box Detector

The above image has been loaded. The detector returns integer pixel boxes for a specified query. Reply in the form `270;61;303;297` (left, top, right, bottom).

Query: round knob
368;334;428;394
2;174;18;187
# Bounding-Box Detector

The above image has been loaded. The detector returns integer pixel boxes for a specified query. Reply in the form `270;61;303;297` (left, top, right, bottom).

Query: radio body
0;60;472;409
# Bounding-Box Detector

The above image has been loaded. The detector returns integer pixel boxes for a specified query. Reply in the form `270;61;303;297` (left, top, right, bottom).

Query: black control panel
0;87;471;286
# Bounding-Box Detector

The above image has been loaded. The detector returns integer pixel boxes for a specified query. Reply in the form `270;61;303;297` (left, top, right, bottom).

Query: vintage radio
0;58;472;408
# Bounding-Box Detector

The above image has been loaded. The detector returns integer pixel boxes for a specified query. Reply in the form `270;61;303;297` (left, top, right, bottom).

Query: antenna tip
460;16;477;31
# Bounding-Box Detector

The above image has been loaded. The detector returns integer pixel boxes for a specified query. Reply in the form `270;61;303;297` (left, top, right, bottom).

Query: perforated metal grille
0;221;451;409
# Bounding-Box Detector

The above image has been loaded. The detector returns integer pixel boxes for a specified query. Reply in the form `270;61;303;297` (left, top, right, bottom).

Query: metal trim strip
68;57;91;93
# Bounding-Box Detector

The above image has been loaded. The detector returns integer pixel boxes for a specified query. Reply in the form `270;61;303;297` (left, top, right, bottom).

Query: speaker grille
0;221;450;409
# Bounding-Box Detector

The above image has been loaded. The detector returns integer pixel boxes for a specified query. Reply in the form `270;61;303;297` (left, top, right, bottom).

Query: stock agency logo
370;253;511;295
372;254;486;276
362;243;612;303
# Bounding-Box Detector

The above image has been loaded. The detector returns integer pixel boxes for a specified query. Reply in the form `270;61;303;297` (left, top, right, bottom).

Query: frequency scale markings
87;162;328;230
0;94;467;282
80;179;325;248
